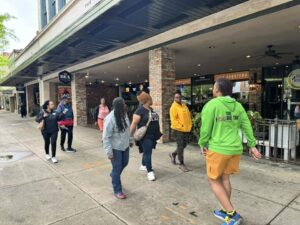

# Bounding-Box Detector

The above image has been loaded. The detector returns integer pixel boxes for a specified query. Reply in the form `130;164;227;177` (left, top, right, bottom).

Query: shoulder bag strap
146;110;152;127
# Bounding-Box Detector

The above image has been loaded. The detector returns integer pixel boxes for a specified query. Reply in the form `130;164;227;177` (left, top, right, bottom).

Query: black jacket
36;109;64;133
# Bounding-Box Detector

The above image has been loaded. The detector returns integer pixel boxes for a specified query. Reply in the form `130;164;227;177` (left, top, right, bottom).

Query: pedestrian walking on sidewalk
56;94;76;153
169;90;192;172
199;78;261;225
130;91;162;181
20;102;27;118
103;97;131;200
36;100;66;163
94;98;110;132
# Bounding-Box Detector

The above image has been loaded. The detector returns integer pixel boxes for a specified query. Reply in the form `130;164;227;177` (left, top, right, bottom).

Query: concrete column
39;79;50;106
149;47;176;142
71;73;87;126
15;93;20;114
26;85;35;116
9;96;15;113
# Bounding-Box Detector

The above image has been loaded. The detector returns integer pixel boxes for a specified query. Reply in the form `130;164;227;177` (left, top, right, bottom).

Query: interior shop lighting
246;55;251;58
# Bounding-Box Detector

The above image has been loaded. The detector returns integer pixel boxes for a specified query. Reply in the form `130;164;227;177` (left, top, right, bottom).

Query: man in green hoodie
199;78;261;225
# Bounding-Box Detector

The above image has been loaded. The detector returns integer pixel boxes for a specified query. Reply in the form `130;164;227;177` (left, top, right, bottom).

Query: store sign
175;78;191;85
214;71;250;81
288;69;300;90
192;75;213;84
58;70;72;84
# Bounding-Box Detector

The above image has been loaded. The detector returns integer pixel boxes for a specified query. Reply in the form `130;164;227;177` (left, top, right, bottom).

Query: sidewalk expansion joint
232;188;286;207
266;192;300;225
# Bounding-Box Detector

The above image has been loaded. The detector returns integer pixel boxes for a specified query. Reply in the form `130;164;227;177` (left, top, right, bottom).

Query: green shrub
192;112;201;140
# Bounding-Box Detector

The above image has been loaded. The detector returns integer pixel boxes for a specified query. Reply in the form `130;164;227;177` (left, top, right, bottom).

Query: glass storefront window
232;81;250;111
191;84;213;113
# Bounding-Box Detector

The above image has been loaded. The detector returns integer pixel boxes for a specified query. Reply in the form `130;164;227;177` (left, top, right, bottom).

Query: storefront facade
0;0;300;143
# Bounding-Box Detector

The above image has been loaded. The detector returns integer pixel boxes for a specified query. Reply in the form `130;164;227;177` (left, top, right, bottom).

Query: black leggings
60;126;73;148
42;131;58;157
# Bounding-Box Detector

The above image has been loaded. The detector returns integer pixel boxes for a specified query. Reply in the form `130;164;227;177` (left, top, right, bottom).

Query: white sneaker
45;154;51;160
51;157;58;163
139;165;147;171
147;171;156;181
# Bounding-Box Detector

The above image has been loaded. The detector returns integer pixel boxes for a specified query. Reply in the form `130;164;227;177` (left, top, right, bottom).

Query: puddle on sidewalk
0;151;33;163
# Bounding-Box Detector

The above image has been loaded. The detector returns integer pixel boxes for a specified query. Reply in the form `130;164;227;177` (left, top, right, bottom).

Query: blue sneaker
213;209;227;221
221;213;243;225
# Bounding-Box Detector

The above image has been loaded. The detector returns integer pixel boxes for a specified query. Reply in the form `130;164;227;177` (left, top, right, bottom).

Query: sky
0;0;38;52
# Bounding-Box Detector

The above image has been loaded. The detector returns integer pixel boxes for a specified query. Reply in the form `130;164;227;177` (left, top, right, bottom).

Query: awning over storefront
0;0;247;86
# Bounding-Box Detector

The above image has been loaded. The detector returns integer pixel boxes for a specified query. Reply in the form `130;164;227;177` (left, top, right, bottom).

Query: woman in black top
130;91;162;181
36;100;65;163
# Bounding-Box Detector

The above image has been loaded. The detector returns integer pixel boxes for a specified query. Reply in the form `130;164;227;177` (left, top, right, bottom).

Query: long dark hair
42;100;50;110
112;97;128;132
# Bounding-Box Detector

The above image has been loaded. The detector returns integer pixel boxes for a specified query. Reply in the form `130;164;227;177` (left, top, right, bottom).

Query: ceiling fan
252;45;293;60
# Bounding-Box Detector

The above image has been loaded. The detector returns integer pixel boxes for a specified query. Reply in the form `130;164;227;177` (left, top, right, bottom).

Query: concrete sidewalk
0;111;299;225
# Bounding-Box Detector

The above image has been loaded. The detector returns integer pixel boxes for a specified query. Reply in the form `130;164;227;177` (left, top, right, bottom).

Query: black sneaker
61;146;66;152
66;147;76;153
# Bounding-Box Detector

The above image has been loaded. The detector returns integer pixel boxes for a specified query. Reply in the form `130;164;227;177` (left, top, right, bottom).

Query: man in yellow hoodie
169;90;192;172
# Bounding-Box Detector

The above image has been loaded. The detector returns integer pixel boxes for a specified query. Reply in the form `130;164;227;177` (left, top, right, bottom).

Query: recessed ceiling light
101;80;105;83
285;65;289;68
128;66;131;69
89;82;92;85
246;55;251;58
128;81;132;85
197;64;201;67
194;73;197;76
115;77;119;81
115;83;119;87
275;62;279;65
85;75;89;79
144;79;148;82
229;68;233;71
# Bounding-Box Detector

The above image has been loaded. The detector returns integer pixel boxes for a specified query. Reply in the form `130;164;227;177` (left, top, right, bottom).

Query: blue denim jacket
103;111;130;156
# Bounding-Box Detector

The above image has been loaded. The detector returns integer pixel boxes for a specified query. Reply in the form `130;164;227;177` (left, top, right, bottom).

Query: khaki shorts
206;150;241;180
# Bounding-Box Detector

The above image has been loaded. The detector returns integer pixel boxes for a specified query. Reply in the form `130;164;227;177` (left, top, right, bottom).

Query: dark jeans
60;126;73;148
42;131;58;157
111;148;129;194
141;138;154;172
172;130;189;164
21;112;26;118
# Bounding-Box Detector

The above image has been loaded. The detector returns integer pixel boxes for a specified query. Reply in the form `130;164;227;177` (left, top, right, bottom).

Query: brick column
71;73;87;126
149;47;176;142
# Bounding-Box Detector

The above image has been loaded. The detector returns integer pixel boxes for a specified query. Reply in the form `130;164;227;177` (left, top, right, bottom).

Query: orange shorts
206;150;241;180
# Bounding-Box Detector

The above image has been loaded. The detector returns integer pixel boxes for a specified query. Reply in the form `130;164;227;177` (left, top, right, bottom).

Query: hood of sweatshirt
216;96;237;112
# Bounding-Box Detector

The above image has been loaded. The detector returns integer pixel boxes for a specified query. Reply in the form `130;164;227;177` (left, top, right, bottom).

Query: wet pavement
0;110;299;225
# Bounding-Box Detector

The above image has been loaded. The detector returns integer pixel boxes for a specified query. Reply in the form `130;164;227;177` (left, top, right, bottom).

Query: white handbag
134;111;152;141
